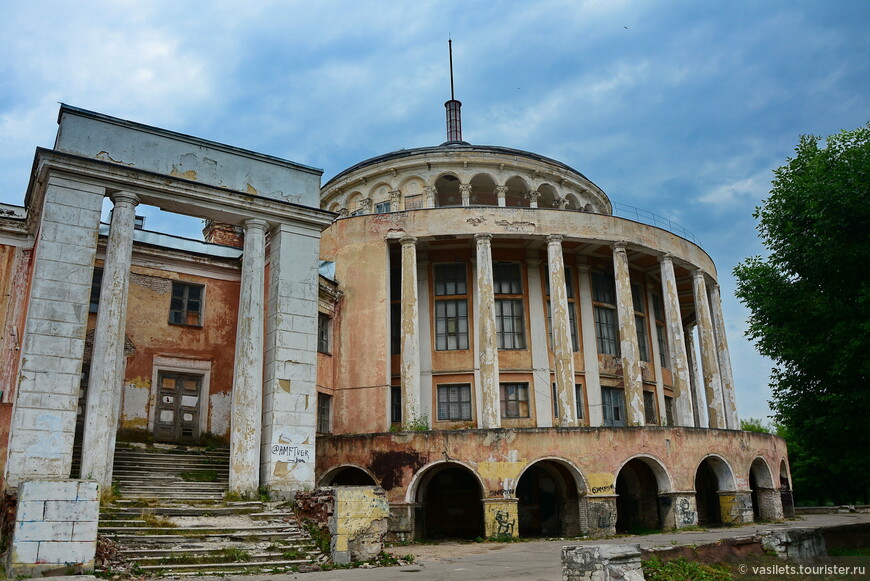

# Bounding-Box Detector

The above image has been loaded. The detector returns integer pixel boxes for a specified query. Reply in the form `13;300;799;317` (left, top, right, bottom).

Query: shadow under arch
779;459;795;518
516;458;587;537
412;461;484;540
615;455;672;533
695;454;736;526
319;464;378;487
749;457;778;521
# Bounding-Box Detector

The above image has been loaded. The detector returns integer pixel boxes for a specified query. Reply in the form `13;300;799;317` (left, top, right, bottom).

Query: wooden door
154;372;202;444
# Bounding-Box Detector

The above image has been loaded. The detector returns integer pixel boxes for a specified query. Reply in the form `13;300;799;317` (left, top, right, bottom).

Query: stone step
249;511;295;520
104;531;310;543
100;524;294;534
118;484;228;491
135;558;313;574
119;544;316;559
102;505;263;518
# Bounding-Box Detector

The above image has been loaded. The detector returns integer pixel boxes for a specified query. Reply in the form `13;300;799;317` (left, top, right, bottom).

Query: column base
483;498;519;538
585;496;617;537
719;490;754;524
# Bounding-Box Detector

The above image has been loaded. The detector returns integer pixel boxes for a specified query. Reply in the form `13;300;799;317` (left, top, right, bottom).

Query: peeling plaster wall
317;428;788;505
55;106;321;206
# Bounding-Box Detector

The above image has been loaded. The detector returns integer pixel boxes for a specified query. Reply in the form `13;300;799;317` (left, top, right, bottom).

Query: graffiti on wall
495;510;515;536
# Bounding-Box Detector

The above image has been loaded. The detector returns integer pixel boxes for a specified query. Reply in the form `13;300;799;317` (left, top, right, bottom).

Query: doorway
154;372;203;444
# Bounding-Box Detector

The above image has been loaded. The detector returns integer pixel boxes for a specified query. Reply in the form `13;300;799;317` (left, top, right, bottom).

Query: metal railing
611;202;700;246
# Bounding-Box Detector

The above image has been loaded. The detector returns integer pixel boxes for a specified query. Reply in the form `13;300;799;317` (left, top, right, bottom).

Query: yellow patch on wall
587;472;616;495
477;461;525;480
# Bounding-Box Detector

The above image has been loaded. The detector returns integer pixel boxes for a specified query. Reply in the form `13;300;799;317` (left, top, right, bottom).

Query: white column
424;186;437;209
229;219;267;495
390;190;402;212
576;263;603;426
261;222;321;498
685;323;704;427
475;234;500;428
525;257;552;428
659;255;695;426
400;237;422;426
709;283;739;429
460;184;472;206
528;190;540;208
6;177;104;488
692;270;726;429
612;243;644;425
81;191;139;488
646;283;666;425
547;235;577;426
495;186;508;207
417;258;433;425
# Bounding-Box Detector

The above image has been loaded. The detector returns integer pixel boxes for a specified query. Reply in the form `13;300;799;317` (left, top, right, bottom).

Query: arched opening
323;466;377;486
537;184;559;208
469;174;497;206
504;176;530;207
434;174;462;207
749;458;778;521
516;461;582;537
615;459;663;533
563;193;580;210
416;463;483;539
780;460;795;518
695;457;731;526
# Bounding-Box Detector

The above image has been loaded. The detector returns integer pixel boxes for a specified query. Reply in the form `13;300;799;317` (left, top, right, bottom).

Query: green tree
734;123;870;505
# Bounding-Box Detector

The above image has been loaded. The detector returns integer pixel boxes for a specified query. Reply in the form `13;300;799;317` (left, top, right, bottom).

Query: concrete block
42;202;81;225
71;520;99;541
20;479;82;501
16;520;75;542
10;540;40;563
20;353;83;375
77;480;99;500
16;501;46;522
37;541;96;564
44;500;99;522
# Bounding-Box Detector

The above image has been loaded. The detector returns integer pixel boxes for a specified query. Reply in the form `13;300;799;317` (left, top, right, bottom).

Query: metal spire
445;38;462;142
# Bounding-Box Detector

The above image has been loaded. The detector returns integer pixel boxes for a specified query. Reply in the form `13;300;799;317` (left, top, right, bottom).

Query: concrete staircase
98;445;325;575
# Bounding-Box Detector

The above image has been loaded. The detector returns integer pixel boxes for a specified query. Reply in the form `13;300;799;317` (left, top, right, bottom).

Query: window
494;262;526;349
652;294;669;368
500;382;530;418
317;393;332;433
632;283;650;362
592;272;619;355
602;387;626;427
317;313;331;354
643;390;658;424
375;201;391;214
552;383;585;421
390;267;400;354
434;263;469;350
89;268;103;313
664;395;675;426
437;383;472;421
169;282;203;326
545;266;579;352
391;386;402;424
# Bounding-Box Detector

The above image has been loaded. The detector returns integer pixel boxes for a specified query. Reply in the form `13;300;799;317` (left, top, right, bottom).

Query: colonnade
396;235;738;430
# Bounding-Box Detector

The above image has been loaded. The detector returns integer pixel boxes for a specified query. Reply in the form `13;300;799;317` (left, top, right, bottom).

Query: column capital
576;263;591;273
658;253;674;264
338;207;349;218
526;190;541;200
424;185;437;195
495;185;508;196
546;234;564;245
400;236;417;247
390;189;402;201
692;268;706;281
474;233;493;243
243;218;268;232
110;191;140;206
458;184;473;193
612;241;629;253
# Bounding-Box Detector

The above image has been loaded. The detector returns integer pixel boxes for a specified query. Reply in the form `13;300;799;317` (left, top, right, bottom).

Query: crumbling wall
562;544;644;581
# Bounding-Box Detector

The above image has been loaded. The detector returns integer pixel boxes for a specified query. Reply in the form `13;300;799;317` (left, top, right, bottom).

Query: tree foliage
734;123;870;504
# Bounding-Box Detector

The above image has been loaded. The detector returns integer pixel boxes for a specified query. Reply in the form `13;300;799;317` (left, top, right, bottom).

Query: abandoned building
0;101;792;565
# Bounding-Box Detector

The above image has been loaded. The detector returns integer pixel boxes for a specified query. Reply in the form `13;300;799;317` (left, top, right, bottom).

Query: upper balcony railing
611;202;700;246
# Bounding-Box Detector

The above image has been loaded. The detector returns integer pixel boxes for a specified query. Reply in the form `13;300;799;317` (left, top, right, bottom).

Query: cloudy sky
2;1;868;422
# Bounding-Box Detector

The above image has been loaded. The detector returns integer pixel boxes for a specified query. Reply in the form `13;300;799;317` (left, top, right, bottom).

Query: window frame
544;265;579;352
317;393;332;433
632;283;651;363
436;383;473;421
493;261;526;350
552;382;585;421
317;313;331;354
643;390;658;425
592;271;619;355
89;267;103;313
500;382;530;418
601;386;626;427
169;282;204;327
390;385;402;424
433;263;470;351
652;293;669;369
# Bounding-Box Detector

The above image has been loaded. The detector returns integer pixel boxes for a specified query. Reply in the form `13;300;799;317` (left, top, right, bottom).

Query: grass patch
180;469;218;482
828;547;870;556
140;511;177;528
157;547;251;565
643;556;730;581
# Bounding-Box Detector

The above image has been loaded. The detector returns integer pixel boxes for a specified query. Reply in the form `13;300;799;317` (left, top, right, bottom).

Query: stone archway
615;458;667;533
322;466;378;486
516;460;582;537
749;458;782;521
415;463;483;540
